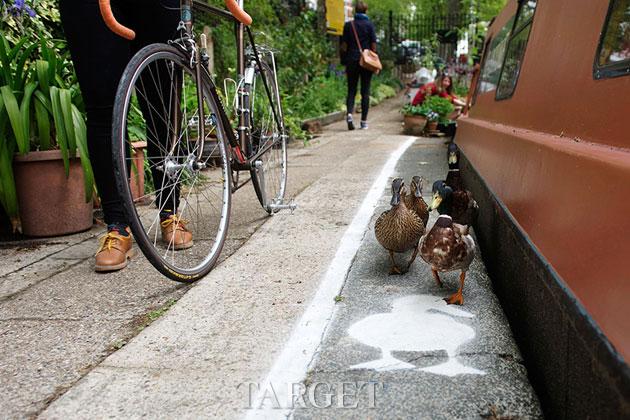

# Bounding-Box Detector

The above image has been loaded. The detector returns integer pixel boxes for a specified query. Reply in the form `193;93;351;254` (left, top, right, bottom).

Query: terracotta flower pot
403;114;427;135
427;121;439;132
13;150;93;237
130;141;147;202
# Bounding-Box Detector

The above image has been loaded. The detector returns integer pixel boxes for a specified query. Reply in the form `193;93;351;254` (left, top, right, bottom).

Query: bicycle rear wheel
112;43;231;282
244;59;287;213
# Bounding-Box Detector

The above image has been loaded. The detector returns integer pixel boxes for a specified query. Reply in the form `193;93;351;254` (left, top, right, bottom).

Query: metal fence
371;11;475;90
373;12;471;62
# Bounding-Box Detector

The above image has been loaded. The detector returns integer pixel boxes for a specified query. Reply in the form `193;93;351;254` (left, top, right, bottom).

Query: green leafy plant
401;104;425;116
402;95;454;122
1;0;63;44
419;35;439;69
421;95;455;123
0;32;94;232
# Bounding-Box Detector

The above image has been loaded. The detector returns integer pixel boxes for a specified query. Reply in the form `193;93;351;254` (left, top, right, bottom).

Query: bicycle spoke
113;46;231;280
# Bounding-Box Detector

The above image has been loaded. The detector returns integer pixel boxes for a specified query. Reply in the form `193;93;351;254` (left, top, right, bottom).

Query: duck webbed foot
431;268;443;288
444;271;466;305
389;250;403;275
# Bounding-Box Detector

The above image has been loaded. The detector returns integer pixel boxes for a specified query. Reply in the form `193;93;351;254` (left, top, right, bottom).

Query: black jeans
345;61;373;121
60;0;179;225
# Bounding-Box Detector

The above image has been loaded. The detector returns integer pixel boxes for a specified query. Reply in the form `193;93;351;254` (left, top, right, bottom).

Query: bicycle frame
180;0;284;173
100;0;282;173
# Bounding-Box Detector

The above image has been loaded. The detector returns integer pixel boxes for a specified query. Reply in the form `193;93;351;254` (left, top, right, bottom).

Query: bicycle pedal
268;200;297;214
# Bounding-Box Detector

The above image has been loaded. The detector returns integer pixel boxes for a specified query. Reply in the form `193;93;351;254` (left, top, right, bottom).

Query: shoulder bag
350;20;382;74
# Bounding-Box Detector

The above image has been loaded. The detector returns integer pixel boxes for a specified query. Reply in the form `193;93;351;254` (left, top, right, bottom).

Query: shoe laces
96;231;125;255
161;214;189;231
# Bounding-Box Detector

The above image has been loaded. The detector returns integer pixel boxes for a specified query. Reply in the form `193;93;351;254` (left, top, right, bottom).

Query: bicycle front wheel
245;59;288;213
112;44;231;282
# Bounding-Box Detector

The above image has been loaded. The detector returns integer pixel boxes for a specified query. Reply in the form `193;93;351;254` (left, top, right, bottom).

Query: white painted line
244;137;416;419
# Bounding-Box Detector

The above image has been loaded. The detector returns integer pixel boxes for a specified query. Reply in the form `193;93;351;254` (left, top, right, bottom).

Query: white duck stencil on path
348;294;485;376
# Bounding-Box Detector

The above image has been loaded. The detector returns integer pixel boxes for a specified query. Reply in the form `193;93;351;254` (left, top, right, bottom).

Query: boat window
496;0;538;100
594;0;630;79
477;16;514;94
514;0;537;31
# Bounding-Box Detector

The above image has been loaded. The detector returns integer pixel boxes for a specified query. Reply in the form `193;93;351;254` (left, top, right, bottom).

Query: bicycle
99;0;295;282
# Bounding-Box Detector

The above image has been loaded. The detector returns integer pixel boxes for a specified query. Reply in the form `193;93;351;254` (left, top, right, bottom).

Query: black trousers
345;61;373;121
60;0;179;225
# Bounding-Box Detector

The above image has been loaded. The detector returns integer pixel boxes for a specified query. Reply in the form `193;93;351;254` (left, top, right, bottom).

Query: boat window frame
473;37;492;105
475;14;516;98
593;0;630;80
495;0;538;101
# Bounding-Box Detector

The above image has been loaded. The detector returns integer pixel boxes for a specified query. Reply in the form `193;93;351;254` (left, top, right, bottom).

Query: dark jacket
341;14;377;64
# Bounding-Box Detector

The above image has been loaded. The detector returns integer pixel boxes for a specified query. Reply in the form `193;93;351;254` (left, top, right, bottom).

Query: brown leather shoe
160;214;193;250
95;228;135;272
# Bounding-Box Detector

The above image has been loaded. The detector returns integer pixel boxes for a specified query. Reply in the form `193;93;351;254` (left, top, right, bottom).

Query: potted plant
401;104;427;135
0;32;94;236
420;96;455;135
425;110;440;133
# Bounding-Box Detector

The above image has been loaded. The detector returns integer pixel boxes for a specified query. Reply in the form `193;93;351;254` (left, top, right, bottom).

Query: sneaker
161;214;193;250
360;121;368;130
346;114;355;131
95;225;135;272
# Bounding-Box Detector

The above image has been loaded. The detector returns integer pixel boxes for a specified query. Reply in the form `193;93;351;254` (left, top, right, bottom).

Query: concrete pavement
38;99;421;419
0;96;407;418
2;96;542;419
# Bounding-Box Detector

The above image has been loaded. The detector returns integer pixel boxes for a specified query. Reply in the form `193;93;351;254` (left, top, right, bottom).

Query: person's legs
346;61;360;130
131;1;192;249
131;0;181;216
60;0;136;271
59;0;131;227
359;67;373;127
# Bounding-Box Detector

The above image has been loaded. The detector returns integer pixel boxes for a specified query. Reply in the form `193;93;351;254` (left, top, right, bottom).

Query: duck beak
448;153;457;165
390;192;400;206
414;182;422;198
429;193;442;210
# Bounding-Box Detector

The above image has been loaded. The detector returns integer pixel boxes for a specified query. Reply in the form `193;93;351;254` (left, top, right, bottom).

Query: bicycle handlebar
98;0;136;40
225;0;252;25
98;0;252;40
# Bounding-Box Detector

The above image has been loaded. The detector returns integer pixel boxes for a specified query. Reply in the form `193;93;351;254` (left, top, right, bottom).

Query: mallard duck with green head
402;176;430;228
419;215;476;305
446;142;464;192
375;178;425;274
430;180;478;227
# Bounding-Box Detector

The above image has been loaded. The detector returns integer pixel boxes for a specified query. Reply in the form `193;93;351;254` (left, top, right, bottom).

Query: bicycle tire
244;59;288;213
112;43;232;282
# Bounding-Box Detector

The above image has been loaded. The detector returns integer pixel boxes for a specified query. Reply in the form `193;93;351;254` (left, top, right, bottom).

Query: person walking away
60;0;193;272
340;1;377;130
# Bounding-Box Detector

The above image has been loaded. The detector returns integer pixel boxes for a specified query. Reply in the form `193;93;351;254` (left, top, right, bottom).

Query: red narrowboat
457;0;630;417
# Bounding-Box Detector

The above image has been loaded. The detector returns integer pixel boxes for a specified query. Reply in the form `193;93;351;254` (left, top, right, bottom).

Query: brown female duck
420;214;476;305
375;178;425;274
402;176;430;228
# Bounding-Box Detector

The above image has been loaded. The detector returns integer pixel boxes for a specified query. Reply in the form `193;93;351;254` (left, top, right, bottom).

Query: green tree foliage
475;0;509;21
363;0;506;22
365;0;418;16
